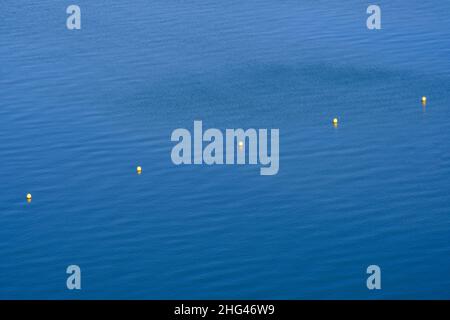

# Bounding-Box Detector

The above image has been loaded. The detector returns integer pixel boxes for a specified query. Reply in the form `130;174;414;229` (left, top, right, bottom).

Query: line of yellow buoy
25;96;429;202
332;118;339;126
331;97;427;127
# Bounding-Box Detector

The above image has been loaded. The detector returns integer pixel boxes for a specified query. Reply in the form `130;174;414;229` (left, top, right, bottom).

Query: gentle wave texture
0;0;449;299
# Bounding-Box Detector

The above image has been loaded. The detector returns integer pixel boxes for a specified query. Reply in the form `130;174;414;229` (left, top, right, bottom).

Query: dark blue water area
0;1;449;299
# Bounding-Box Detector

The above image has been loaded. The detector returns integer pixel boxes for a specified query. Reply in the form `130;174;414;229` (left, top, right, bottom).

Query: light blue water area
0;1;449;299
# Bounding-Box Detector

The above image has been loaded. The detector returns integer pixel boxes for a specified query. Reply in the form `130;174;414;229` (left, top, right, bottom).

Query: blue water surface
0;0;449;299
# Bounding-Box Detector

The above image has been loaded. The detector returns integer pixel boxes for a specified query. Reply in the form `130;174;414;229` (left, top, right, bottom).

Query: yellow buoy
137;166;142;174
26;193;32;202
333;118;338;125
422;96;427;105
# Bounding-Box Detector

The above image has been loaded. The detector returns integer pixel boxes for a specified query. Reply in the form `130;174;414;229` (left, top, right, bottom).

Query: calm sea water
1;1;449;299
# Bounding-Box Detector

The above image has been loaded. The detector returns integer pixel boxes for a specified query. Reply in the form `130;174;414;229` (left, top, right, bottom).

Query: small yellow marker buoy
137;166;142;174
332;118;339;126
422;96;427;105
26;193;32;202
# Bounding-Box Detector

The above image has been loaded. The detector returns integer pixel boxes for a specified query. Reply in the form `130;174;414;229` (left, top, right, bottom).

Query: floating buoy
422;96;427;105
26;193;32;202
137;166;142;174
333;118;339;125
